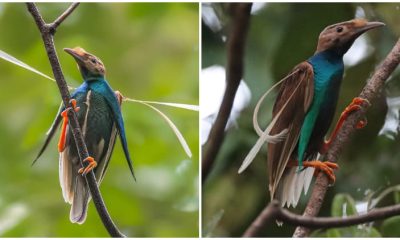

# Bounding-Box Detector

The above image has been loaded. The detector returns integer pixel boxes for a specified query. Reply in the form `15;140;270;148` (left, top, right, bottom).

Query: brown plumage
240;19;385;208
267;62;314;200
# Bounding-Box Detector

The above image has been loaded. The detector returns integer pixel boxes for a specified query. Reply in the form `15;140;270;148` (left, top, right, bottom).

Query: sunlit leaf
0;202;29;235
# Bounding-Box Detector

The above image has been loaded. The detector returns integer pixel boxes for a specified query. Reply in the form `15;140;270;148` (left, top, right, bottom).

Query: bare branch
26;3;125;237
243;200;400;237
293;38;400;237
51;3;80;31
202;3;252;182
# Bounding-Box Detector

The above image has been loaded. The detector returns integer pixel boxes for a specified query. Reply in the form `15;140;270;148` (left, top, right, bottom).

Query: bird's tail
274;165;315;208
70;176;90;224
60;147;91;224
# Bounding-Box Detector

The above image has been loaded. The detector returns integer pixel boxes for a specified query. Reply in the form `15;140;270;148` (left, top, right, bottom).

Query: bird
239;19;384;208
35;47;135;224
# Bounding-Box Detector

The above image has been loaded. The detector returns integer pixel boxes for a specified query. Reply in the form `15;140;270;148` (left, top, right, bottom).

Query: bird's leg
78;156;97;175
287;160;339;184
58;99;80;152
321;97;369;154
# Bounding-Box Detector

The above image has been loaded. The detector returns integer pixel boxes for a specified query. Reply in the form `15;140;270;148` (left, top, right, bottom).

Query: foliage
202;2;400;237
0;3;198;237
311;194;381;237
312;187;400;237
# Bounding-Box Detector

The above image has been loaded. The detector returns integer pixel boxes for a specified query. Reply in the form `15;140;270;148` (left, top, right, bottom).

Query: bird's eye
336;27;343;33
91;59;97;64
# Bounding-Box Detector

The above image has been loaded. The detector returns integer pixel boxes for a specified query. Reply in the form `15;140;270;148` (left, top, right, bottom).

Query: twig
202;3;252;182
26;3;125;237
243;200;400;237
51;3;80;31
292;38;400;237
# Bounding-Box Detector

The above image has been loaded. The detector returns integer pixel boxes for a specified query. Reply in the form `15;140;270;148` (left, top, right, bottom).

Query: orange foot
321;97;369;154
58;99;80;152
78;156;97;175
287;160;339;183
303;161;339;184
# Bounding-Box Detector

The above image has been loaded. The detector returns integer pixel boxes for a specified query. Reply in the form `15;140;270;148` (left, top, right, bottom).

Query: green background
202;3;400;237
0;3;198;237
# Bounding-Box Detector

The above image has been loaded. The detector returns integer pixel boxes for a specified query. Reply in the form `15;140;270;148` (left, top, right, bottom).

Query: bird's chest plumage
297;52;344;161
77;91;114;145
310;59;343;121
67;88;115;168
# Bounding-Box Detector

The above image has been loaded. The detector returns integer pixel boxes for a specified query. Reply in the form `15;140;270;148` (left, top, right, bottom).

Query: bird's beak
354;21;385;35
64;47;86;64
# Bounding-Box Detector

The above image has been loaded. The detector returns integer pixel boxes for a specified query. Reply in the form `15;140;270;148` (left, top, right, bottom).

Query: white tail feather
279;166;315;208
253;70;299;136
239;70;301;174
238;109;288;173
140;102;192;158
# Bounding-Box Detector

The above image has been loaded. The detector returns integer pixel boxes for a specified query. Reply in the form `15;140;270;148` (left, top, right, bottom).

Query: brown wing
267;61;314;200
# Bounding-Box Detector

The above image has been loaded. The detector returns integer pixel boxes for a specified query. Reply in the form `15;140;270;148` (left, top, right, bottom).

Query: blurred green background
0;3;198;237
202;3;400;237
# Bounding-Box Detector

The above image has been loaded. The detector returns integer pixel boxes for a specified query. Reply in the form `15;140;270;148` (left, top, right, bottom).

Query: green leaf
331;193;358;217
370;185;400;209
314;226;381;238
381;216;400;237
394;191;400;204
364;227;382;237
326;228;342;237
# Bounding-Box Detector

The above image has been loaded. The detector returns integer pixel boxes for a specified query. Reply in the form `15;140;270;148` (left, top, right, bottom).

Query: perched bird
240;19;384;207
35;47;135;224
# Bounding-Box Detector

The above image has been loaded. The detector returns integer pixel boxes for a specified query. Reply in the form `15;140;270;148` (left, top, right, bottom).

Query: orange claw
57;99;80;152
356;117;367;129
302;160;339;184
286;160;339;184
78;156;97;175
321;97;369;154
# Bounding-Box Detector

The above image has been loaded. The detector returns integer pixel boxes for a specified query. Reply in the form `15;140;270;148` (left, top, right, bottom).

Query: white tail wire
239;69;304;173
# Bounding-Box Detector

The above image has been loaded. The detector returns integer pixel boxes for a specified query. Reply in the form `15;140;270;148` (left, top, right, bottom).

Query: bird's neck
311;49;343;62
308;49;344;88
78;66;105;82
308;49;344;71
82;73;105;82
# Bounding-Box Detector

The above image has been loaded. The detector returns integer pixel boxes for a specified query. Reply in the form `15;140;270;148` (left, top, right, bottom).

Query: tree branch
243;200;400;237
26;3;125;237
51;3;80;31
202;3;252;182
293;37;400;237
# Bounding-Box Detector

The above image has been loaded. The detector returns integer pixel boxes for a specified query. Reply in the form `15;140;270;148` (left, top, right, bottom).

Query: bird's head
316;19;384;55
64;47;106;80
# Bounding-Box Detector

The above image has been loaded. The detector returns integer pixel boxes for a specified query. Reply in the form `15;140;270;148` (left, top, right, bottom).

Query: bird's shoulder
86;79;123;121
87;79;117;100
272;61;314;115
71;81;89;98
